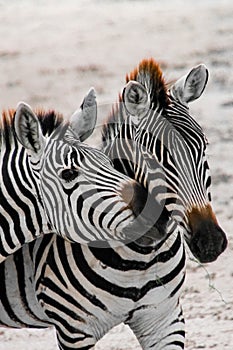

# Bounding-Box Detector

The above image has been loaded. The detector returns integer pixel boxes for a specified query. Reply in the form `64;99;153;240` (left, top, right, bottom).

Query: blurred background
0;0;232;111
0;0;232;349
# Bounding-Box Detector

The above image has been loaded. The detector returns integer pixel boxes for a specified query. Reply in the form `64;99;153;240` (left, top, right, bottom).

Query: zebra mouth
189;238;227;263
186;204;228;263
189;243;222;263
135;236;154;247
188;226;227;263
134;226;165;247
121;211;170;247
119;181;171;245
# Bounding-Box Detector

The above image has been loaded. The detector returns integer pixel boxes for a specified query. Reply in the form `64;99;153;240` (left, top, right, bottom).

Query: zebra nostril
120;181;136;210
120;181;148;217
125;181;162;220
120;181;171;244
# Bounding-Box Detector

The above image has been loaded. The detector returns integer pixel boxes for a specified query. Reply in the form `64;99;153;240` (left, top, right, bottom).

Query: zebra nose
120;181;170;242
121;181;162;221
187;205;228;263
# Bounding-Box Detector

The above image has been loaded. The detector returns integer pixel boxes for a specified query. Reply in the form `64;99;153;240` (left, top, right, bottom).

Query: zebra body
0;226;185;350
0;88;167;262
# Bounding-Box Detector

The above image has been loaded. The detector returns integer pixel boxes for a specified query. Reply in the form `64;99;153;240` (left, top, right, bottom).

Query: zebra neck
0;143;52;261
102;118;136;178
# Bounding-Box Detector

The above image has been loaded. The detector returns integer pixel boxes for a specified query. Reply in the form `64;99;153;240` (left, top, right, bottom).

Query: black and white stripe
0;221;185;350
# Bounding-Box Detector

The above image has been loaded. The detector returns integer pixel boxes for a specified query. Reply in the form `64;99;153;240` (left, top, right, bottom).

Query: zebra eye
60;168;79;182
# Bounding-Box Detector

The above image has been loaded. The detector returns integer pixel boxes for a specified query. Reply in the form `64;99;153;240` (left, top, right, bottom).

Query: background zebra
0;88;168;263
0;61;228;349
102;58;227;263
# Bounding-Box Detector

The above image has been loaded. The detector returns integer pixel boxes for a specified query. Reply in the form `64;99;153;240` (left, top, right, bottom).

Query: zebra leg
127;299;185;350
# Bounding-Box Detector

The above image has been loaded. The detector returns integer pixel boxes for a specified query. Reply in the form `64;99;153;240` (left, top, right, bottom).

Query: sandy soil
0;0;232;349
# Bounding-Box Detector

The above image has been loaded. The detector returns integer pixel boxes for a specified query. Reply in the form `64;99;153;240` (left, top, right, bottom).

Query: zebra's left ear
14;102;46;155
170;64;209;104
69;88;97;142
122;81;150;124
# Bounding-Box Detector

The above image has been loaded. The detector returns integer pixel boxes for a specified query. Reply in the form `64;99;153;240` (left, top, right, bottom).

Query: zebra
102;58;227;263
0;87;169;263
0;60;227;349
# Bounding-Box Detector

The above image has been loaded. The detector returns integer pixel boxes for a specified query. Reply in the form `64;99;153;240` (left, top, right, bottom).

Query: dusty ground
0;0;232;349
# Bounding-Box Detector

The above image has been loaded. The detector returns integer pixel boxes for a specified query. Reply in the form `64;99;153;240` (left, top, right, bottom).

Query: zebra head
120;59;227;262
13;89;168;246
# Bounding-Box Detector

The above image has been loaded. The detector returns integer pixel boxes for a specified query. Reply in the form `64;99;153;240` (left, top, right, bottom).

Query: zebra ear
171;64;209;104
69;88;97;142
14;102;45;154
122;81;150;123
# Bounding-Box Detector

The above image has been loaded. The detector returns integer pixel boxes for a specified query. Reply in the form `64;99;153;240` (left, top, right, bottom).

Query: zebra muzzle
187;204;228;263
121;181;171;245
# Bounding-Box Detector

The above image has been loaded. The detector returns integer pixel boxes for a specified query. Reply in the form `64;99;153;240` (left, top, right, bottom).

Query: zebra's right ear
122;81;150;124
170;64;209;105
14;102;45;155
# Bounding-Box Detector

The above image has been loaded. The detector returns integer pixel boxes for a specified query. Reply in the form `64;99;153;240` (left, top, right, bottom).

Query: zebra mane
102;58;169;143
0;108;64;145
126;58;169;108
102;94;126;144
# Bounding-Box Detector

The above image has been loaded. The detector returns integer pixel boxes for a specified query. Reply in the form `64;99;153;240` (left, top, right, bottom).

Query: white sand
0;0;232;349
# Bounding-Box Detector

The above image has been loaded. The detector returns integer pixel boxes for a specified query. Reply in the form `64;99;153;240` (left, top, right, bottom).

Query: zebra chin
187;205;228;263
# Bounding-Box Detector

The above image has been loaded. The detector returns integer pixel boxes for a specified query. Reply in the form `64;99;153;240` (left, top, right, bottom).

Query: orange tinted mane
0;109;15;130
126;58;169;108
102;94;125;143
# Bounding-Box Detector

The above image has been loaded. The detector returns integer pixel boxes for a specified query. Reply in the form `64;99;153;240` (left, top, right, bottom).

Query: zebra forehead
102;59;169;142
125;58;169;108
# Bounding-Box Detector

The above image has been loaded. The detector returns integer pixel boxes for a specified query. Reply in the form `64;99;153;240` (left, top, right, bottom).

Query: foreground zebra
0;223;182;350
0;61;227;349
0;88;168;263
